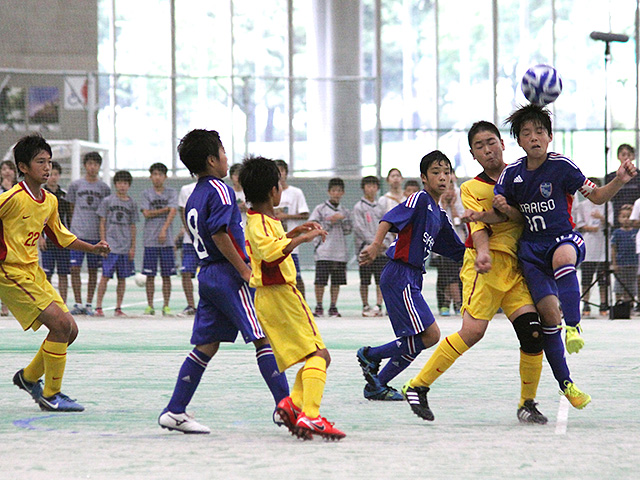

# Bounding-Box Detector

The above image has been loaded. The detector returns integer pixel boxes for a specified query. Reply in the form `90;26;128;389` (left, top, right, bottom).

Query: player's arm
472;229;492;273
283;226;327;254
588;160;638;204
68;238;110;256
129;223;136;260
99;217;107;242
212;228;252;283
287;221;323;239
142;206;171;218
158;207;177;244
359;221;392;265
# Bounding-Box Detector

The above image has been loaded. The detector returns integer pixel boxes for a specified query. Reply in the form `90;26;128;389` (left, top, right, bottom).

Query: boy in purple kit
158;129;288;434
486;104;636;409
357;150;465;404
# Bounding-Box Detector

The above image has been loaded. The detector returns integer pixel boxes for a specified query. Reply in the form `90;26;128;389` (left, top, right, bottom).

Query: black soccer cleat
402;381;434;421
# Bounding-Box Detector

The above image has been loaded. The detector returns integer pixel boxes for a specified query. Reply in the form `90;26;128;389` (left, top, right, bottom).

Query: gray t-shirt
140;187;178;247
97;194;140;254
67;178;112;240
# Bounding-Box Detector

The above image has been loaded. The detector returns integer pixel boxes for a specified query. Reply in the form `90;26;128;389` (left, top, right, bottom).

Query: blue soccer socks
542;325;572;389
256;344;289;405
554;264;581;327
369;335;426;386
166;348;211;414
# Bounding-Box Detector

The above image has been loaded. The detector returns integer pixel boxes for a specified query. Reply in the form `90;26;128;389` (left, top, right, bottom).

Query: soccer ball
134;272;146;287
521;64;563;106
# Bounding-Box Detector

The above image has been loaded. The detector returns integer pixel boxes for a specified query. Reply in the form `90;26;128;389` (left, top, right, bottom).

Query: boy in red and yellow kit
6;134;110;412
240;155;345;441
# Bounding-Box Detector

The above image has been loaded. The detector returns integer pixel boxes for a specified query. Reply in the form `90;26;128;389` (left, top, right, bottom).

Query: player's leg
69;248;85;314
159;341;218;434
552;241;585;352
142;247;157;314
253;337;290;406
160;247;176;315
580;261;595;316
291;253;306;298
328;262;346;317
359;262;370;315
294;348;345;440
95;254;114;316
537;295;591;409
313;260;328;316
84;248;102;315
180;241;197;314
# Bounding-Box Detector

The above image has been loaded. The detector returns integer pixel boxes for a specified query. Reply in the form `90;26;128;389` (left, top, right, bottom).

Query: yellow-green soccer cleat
564;324;584;354
562;381;591;409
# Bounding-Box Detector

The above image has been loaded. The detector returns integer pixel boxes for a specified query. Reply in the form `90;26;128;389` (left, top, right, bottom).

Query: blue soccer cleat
364;383;404;401
38;392;85;412
356;346;381;387
13;369;43;403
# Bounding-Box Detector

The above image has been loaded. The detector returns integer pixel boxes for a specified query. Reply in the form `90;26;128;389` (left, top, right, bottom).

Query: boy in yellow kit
240;155;345;441
7;134;110;411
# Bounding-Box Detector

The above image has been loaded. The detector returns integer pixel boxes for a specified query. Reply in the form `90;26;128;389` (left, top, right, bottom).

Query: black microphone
590;31;629;43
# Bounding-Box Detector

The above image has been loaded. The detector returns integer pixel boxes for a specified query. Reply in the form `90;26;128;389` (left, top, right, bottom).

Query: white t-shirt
278;185;309;254
178;182;197;244
573;198;612;261
378;192;406;213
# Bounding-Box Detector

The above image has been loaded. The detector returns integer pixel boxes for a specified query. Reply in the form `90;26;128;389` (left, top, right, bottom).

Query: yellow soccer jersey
0;182;77;265
245;209;297;288
460;171;522;258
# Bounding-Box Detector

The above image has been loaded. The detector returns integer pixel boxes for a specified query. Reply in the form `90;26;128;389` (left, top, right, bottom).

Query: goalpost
2;139;111;182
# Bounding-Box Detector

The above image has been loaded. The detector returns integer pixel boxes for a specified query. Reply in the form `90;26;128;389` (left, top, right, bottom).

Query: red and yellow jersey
245;209;296;288
460;171;522;259
0;181;77;265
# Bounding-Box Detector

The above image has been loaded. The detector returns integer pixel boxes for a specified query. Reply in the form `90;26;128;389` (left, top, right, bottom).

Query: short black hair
114;170;133;184
404;179;420;189
420;150;452;176
328;177;344;191
83;151;103;166
239;155;280;204
468;121;501;148
50;161;62;174
505;104;552;139
178;129;223;175
149;162;168;175
360;175;379;189
274;159;288;174
229;163;242;177
13;134;52;177
618;144;635;156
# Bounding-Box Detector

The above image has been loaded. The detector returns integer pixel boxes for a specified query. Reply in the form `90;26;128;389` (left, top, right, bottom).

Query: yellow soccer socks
519;351;543;407
23;341;46;383
411;332;469;388
42;340;67;398
290;366;304;411
301;355;327;418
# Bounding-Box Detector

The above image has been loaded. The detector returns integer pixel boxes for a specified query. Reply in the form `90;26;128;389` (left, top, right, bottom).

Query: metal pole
374;0;382;178
287;0;295;170
491;0;498;125
170;0;177;174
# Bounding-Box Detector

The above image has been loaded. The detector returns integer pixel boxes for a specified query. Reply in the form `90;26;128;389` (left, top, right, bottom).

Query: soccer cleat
564;324;585;354
13;369;43;402
274;396;301;434
38;392;85;412
328;306;341;318
364;383;404;401
314;305;324;317
439;307;450;317
94;308;104;317
294;413;346;441
562;381;591;409
356;346;381;386
181;306;197;316
162;306;173;317
70;304;86;315
114;308;128;317
143;306;155;316
84;305;95;316
374;305;384;317
362;305;373;317
517;399;548;424
158;410;210;434
402;380;434;421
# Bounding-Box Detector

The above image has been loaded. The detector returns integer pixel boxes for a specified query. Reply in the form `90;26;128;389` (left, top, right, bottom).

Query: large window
98;0;639;178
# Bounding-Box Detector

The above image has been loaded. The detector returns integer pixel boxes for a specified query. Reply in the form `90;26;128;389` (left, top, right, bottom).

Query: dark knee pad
513;312;543;354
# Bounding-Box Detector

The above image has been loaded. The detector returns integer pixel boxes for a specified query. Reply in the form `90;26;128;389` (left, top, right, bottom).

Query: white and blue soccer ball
521;64;563;106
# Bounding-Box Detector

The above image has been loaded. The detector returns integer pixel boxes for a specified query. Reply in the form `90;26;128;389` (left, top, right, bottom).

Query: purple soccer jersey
382;190;465;271
495;153;595;241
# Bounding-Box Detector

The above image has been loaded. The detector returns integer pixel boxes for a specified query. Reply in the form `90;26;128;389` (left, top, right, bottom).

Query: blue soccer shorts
518;231;586;305
190;261;265;345
41;246;70;275
380;260;435;337
70;238;102;270
142;247;177;277
180;243;198;275
102;253;135;279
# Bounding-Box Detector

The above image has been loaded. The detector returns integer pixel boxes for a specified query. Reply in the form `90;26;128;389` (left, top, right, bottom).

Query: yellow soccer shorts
0;262;68;331
460;249;533;320
254;284;326;372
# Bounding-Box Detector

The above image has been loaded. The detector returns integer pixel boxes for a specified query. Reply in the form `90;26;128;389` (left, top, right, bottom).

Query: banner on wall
64;76;88;110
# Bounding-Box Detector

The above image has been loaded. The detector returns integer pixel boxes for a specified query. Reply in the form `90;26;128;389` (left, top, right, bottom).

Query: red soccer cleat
294;413;346;441
274;396;301;435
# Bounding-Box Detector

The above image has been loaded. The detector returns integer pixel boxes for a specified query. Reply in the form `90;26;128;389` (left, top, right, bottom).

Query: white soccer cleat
158;410;211;434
